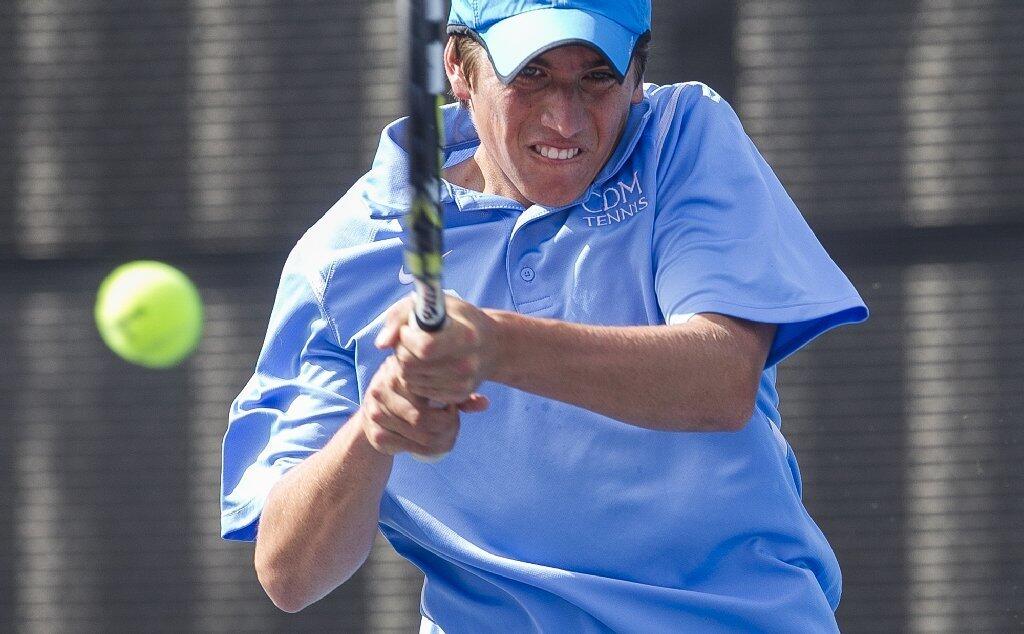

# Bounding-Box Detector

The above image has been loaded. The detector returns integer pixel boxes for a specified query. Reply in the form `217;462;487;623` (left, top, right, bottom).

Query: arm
254;356;486;613
377;297;776;432
255;410;391;613
487;310;775;431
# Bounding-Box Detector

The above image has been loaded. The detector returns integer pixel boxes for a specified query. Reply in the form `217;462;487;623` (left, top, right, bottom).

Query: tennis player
221;0;868;630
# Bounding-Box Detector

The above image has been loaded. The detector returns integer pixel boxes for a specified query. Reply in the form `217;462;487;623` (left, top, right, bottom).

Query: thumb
457;393;490;413
376;295;413;349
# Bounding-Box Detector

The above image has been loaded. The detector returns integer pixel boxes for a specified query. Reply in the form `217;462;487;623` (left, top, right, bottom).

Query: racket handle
406;310;451;463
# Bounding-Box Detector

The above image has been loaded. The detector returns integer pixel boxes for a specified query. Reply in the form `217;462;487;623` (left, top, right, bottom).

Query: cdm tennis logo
580;171;648;227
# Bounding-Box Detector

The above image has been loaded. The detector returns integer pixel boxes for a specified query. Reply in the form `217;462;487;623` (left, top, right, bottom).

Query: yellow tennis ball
95;260;204;369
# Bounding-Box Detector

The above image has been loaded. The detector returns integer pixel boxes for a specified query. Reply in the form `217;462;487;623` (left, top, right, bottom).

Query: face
445;42;644;208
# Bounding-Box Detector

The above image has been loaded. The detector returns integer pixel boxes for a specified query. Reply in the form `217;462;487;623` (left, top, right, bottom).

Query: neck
443;152;484;194
444;146;533;207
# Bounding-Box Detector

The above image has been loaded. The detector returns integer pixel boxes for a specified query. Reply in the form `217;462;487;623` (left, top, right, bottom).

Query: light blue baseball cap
447;0;651;83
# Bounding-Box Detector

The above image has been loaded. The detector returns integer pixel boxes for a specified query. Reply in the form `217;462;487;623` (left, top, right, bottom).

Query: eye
585;70;618;84
516;66;544;81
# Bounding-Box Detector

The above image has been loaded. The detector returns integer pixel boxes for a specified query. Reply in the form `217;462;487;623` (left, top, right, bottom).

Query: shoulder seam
317;221;381;348
317;263;343;348
653;83;686;158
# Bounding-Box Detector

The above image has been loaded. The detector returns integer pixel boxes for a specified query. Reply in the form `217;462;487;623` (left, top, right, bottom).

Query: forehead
525;44;610;70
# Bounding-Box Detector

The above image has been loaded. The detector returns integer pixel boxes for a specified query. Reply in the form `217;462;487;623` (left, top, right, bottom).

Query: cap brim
469;8;639;83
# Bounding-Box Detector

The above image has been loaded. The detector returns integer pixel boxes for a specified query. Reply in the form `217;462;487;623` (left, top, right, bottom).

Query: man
221;0;868;630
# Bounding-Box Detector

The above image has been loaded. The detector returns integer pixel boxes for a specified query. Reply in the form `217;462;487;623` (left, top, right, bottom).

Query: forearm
255;410;392;612
486;311;769;431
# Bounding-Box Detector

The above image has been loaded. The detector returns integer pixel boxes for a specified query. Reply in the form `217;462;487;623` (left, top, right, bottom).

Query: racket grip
407;310;451;463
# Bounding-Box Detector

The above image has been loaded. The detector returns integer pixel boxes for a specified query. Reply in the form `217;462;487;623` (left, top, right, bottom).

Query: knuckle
387;368;407;388
397;349;423;373
368;379;385;399
386;369;404;390
453;359;472;378
365;425;388;448
418;338;437;359
365;401;384;424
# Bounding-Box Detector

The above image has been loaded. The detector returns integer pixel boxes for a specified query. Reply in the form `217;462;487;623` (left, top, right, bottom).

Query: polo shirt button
520;267;536;282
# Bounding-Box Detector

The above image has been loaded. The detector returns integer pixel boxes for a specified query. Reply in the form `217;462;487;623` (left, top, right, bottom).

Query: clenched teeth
533;145;580;160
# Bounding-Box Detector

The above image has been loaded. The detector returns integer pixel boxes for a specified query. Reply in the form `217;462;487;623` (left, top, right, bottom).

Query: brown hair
632;31;651;85
452;34;489;92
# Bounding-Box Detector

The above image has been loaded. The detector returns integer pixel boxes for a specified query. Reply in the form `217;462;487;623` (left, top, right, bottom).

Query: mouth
531;144;582;161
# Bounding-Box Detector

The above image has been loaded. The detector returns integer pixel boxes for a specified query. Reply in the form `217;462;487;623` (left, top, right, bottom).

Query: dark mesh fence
736;2;1024;630
1;1;1021;632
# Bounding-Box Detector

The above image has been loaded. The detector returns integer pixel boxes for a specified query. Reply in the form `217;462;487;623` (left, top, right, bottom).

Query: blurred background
1;0;1021;631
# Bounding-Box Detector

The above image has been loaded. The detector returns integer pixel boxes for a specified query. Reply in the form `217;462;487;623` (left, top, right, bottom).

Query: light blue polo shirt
222;82;868;632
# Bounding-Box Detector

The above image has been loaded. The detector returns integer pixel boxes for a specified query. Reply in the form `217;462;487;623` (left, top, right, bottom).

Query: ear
444;38;472;102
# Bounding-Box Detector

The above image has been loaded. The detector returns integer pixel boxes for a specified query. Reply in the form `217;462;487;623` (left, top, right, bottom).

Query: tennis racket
402;0;446;332
401;0;448;462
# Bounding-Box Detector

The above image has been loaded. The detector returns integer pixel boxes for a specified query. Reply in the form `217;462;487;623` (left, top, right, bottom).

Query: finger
457;393;490;413
396;351;478;383
362;415;437;457
401;374;479;405
413;388;474;407
386;359;433;408
412;411;460;461
376;296;413;349
393;342;428;372
387;366;465;439
399;321;462;363
371;385;441;448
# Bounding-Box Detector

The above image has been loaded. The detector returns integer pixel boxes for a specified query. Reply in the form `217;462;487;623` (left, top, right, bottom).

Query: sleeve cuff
221;458;302;542
665;295;868;368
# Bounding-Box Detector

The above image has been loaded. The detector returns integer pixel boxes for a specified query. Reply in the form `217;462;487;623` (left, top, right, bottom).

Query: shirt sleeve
652;83;868;367
220;246;360;541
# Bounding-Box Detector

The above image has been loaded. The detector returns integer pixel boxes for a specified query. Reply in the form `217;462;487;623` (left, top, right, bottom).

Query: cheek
598;99;632;142
472;105;503;150
498;100;526;139
490;110;527;158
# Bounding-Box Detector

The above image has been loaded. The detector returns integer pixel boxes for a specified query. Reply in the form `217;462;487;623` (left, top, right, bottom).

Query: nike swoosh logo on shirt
399;250;453;285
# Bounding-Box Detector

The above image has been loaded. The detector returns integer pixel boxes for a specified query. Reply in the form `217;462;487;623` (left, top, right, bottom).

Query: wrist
349;409;394;460
482;309;521;384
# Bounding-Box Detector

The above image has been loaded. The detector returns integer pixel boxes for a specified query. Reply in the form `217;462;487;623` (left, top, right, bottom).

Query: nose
539;86;586;138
